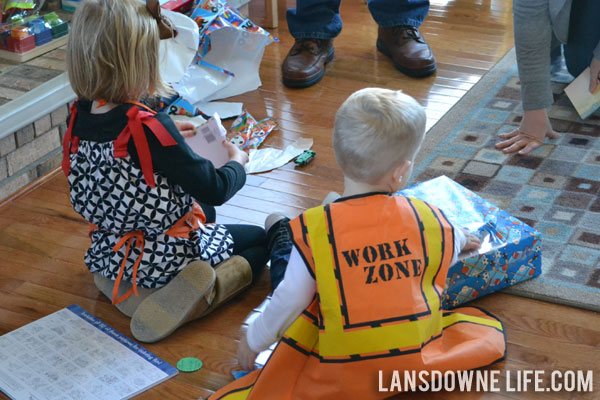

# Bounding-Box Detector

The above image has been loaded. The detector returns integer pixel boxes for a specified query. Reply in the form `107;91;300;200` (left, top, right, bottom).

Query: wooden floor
1;0;599;399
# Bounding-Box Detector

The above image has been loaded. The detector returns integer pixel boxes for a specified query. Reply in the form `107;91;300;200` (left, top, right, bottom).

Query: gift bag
172;0;277;103
399;176;542;309
158;9;200;84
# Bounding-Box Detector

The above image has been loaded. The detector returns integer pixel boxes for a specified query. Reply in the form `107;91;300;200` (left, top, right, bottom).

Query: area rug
413;48;600;312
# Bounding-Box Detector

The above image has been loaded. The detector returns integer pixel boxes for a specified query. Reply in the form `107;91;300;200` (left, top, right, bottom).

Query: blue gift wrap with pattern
398;176;542;309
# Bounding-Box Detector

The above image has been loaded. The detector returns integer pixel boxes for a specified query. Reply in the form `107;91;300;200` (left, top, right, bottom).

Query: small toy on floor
177;357;203;372
293;149;316;166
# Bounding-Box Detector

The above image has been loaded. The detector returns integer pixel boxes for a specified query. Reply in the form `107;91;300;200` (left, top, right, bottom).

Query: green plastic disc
177;357;203;372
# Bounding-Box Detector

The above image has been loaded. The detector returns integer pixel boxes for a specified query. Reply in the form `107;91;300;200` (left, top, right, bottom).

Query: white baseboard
0;72;76;140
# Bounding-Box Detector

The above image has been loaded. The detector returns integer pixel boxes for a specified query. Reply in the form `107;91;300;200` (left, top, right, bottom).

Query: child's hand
174;121;196;138
462;230;481;252
237;326;258;371
223;140;249;166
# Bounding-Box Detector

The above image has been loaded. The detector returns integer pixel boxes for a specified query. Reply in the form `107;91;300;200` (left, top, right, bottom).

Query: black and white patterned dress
64;102;234;289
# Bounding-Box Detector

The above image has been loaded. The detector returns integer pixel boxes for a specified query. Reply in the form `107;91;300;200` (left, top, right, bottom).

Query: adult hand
174;120;196;138
589;57;600;94
223;140;249;166
495;109;560;155
237;326;258;371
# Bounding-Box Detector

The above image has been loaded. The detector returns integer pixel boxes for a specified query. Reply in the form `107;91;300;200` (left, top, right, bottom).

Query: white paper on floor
246;138;314;174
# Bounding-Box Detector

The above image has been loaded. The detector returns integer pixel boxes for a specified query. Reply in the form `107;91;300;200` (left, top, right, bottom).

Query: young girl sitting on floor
63;0;268;343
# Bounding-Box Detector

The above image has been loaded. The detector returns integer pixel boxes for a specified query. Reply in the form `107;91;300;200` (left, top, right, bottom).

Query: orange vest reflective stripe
212;194;506;400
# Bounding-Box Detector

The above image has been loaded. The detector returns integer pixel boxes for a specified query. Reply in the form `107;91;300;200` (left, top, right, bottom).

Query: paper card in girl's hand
185;113;229;167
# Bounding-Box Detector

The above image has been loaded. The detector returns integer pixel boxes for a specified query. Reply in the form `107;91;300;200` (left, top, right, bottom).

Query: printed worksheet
0;305;177;400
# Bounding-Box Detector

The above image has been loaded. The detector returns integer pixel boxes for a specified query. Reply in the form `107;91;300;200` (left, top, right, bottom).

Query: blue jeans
269;237;291;290
266;219;293;291
287;0;430;39
563;0;600;77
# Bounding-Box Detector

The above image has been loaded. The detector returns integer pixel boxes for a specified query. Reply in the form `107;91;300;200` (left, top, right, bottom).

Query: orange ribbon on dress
165;203;207;238
111;230;145;305
113;106;177;188
106;202;206;305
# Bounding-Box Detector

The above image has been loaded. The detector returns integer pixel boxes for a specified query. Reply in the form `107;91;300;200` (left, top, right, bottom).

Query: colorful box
398;176;542;309
29;19;52;46
40;12;68;39
140;0;194;13
61;0;83;12
158;95;210;119
6;33;35;53
161;0;194;13
0;12;68;62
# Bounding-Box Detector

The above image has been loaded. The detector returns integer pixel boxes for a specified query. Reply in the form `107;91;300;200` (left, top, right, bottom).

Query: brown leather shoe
377;26;436;77
282;38;334;88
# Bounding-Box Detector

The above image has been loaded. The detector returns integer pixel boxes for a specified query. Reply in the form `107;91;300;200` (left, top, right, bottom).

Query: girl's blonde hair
333;88;426;183
67;0;170;103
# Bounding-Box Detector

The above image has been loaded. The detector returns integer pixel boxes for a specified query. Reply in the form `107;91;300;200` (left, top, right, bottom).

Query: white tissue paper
172;63;234;104
245;138;314;174
158;10;200;84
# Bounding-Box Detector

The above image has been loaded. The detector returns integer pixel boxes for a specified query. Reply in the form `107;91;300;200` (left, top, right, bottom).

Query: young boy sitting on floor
211;88;507;400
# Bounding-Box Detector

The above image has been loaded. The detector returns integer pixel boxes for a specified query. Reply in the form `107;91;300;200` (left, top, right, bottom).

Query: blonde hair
67;0;170;104
333;88;426;183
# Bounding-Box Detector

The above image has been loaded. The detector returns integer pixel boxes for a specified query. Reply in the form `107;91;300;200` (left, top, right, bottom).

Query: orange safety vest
212;194;506;400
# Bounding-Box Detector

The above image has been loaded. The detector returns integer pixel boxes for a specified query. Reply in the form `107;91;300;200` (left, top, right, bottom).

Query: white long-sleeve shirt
246;225;467;353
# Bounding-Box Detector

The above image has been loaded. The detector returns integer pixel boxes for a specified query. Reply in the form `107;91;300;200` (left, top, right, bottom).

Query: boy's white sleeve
246;247;316;353
451;223;468;265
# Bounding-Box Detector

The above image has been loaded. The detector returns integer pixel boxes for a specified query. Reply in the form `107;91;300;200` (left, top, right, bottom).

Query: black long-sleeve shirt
71;100;245;206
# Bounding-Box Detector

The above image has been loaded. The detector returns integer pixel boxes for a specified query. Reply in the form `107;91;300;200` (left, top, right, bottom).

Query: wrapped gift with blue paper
28;18;52;46
158;95;210;119
398;176;542;309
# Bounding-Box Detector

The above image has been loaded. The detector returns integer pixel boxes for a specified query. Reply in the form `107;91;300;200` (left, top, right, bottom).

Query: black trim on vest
423;202;448;300
406;198;433;316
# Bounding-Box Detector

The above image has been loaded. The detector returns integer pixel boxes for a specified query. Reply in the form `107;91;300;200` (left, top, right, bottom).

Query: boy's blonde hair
67;0;169;104
333;88;426;183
